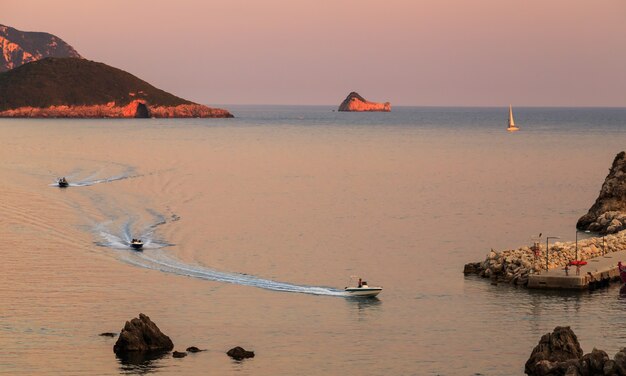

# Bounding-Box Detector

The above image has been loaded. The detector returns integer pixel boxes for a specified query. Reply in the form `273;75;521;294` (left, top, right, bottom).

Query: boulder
186;346;204;353
577;152;626;234
172;351;187;358
525;326;583;375
463;262;481;275
581;348;608;375
227;346;255;360
113;313;174;354
338;92;390;112
613;348;626;375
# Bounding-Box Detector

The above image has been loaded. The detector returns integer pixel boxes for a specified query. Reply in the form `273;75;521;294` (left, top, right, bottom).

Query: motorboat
58;177;69;187
345;276;382;297
130;239;144;250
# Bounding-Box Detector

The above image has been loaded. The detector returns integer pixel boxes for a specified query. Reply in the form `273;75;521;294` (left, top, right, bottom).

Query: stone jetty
463;230;626;288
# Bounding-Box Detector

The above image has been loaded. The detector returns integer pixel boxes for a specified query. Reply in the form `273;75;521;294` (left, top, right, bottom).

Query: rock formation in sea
0;57;233;118
227;346;255;360
577;151;626;234
524;326;626;376
0;24;81;72
338;92;391;112
113;313;174;354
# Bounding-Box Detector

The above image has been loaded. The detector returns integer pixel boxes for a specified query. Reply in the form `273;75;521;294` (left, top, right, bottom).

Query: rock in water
227;346;255;360
577;151;626;234
113;313;174;354
172;351;187;358
338;92;391;112
186;346;204;353
525;326;583;376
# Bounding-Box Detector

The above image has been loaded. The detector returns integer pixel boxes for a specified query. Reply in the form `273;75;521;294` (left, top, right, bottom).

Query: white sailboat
507;105;519;132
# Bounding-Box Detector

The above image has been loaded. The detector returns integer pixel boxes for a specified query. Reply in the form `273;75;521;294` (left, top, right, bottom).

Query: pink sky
4;0;626;106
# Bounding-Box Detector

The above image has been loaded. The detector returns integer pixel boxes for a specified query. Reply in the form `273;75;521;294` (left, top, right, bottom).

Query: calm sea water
1;106;626;375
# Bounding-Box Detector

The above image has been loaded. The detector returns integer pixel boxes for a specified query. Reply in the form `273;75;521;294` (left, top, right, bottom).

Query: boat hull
345;287;382;297
130;243;143;250
507;127;519;132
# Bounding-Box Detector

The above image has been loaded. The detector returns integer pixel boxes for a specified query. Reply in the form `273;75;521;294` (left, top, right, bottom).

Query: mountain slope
0;24;81;72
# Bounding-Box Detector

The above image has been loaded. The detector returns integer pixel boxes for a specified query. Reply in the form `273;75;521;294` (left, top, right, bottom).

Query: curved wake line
50;170;139;187
123;251;348;297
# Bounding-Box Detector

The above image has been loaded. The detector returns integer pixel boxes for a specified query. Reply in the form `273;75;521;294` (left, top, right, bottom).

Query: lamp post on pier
546;236;560;270
575;230;591;261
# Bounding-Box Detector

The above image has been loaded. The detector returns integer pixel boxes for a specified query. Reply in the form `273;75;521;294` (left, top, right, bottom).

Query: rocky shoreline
0;100;233;118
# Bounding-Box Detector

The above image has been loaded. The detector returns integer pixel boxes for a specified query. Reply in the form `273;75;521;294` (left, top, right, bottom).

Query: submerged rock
186;346;204;353
338;92;390;112
113;313;174;355
227;346;255;360
99;332;117;337
577;151;626;234
172;351;187;358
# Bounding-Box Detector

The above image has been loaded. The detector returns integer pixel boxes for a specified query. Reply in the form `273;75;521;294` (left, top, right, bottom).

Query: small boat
507;105;519;132
345;276;382;297
58;177;69;187
130;239;144;250
618;262;626;284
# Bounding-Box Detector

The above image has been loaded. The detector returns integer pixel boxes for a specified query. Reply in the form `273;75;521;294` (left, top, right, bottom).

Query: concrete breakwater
463;230;626;286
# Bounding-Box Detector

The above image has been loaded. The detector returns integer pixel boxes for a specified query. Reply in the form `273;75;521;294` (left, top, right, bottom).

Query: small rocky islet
338;92;391;112
464;151;626;286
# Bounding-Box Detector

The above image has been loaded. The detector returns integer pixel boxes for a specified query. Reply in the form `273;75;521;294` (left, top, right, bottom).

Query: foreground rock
338;92;391;112
186;346;204;353
172;351;187;358
0;24;81;72
577;152;626;234
113;313;174;354
227;346;255;360
525;326;626;376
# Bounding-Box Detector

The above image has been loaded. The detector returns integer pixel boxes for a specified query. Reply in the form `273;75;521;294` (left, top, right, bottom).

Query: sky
4;0;626;106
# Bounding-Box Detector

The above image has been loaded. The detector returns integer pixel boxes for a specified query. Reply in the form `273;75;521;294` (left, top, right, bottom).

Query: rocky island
338;92;391;112
0;24;231;118
464;152;626;286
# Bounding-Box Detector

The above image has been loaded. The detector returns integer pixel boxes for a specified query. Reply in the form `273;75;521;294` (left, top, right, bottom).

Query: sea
1;106;626;375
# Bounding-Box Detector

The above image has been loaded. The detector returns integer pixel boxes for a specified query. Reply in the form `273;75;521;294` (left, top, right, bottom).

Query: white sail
507;105;519;131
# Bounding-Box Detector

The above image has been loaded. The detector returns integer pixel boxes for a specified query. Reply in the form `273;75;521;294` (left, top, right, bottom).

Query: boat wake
123;251;347;296
95;218;171;250
50;168;138;187
95;213;346;297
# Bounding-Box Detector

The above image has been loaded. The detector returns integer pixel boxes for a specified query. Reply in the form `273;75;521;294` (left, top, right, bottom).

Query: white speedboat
345;277;382;297
130;239;143;250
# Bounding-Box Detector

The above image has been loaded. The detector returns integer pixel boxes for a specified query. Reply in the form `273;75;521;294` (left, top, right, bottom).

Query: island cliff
0;24;81;72
338;92;391;112
576;151;626;234
0;58;232;118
